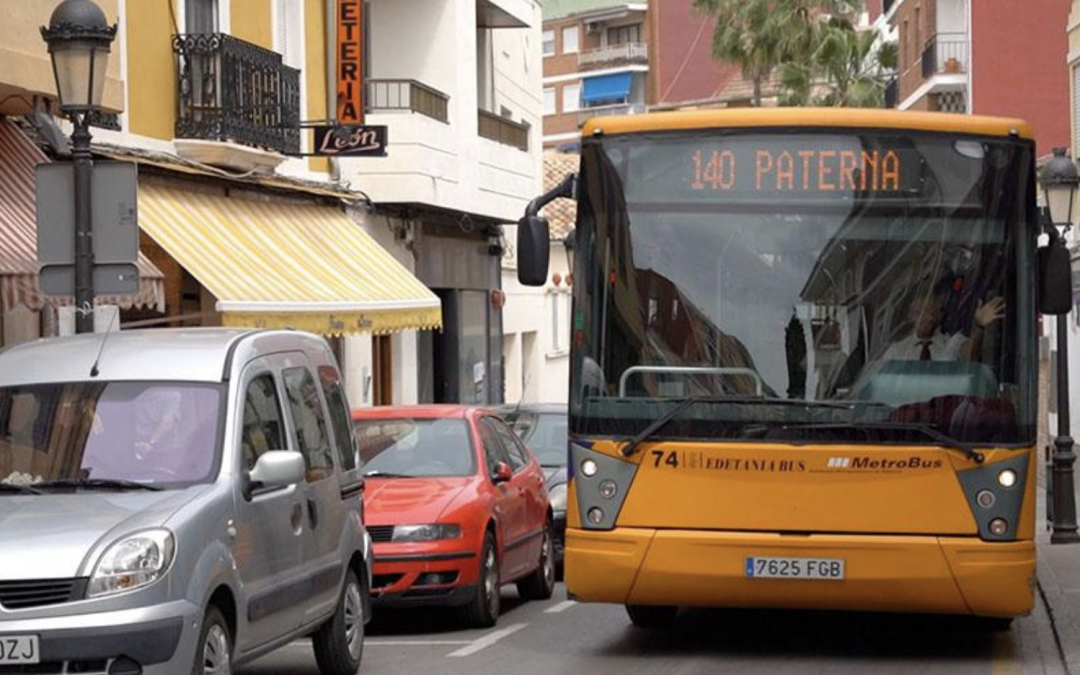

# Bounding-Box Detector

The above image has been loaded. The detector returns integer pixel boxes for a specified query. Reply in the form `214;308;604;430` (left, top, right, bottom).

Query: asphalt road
238;583;1067;675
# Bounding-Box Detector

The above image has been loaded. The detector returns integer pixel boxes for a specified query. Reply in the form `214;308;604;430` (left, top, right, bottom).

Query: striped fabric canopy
137;181;442;336
0;120;164;313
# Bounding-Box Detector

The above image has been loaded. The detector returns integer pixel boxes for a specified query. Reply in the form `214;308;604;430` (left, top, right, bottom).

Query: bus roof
581;108;1033;141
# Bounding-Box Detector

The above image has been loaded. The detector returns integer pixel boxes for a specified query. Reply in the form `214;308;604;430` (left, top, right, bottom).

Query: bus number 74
651;451;679;469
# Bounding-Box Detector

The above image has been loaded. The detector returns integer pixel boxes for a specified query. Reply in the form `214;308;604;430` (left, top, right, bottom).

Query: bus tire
625;604;678;628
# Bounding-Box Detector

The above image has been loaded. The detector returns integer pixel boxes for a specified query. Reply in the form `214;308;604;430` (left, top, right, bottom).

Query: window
478;419;510;476
563;83;581;112
544;87;557;115
607;23;641;46
491;418;531;472
542;30;556;56
356;418;476;477
319;366;357;472
242;375;284;470
185;0;218;33
562;25;580;54
283;367;334;481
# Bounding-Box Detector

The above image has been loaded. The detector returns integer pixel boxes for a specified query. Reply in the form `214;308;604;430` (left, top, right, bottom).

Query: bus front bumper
564;528;1035;618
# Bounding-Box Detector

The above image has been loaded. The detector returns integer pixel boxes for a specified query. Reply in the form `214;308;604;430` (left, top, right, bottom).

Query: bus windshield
569;130;1037;447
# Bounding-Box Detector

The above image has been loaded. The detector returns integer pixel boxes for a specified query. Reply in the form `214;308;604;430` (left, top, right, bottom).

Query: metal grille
937;91;966;114
173;33;301;155
0;578;86;610
367;525;395;542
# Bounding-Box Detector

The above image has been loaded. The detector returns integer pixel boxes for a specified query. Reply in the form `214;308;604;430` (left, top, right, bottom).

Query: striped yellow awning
137;182;441;335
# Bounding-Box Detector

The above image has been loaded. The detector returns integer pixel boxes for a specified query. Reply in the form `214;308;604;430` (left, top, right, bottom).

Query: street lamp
1039;147;1080;544
40;0;117;334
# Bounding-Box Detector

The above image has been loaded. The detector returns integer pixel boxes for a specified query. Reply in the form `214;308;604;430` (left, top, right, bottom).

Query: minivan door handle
307;499;319;529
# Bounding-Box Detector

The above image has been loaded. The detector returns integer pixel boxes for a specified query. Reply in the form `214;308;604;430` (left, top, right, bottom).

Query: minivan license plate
746;556;845;580
0;635;40;664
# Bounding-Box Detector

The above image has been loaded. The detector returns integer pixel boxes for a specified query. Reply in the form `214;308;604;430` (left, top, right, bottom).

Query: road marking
447;623;528;657
287;639;471;648
544;600;577;614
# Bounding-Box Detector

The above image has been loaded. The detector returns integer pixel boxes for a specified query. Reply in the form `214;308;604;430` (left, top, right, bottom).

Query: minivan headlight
392;524;461;542
88;529;175;598
548;483;567;512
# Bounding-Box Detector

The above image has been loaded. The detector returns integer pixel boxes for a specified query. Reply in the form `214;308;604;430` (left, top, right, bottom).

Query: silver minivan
0;329;372;675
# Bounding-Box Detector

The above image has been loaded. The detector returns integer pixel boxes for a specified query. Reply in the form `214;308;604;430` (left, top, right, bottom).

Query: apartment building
887;0;1069;153
0;0;543;408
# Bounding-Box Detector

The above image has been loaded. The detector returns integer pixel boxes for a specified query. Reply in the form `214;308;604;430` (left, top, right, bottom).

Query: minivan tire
193;605;231;675
461;532;500;628
313;568;365;675
516;520;555;600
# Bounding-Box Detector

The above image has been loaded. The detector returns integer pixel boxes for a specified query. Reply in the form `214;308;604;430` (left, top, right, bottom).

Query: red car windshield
356;418;476;478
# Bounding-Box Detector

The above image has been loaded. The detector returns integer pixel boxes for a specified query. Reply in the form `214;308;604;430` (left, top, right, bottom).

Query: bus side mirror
517;215;550;286
1038;239;1073;315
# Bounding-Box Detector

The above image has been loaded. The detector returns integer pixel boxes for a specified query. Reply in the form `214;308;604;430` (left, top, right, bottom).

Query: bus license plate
746;557;845;580
0;635;40;665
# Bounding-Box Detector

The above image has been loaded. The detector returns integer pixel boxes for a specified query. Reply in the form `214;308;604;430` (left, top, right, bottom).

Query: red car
352;405;555;627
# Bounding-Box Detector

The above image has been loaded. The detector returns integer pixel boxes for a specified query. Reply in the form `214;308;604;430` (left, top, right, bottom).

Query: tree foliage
692;0;895;108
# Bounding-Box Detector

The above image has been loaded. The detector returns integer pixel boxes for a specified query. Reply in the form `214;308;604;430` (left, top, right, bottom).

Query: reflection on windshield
0;382;223;488
503;412;567;466
356;418;477;477
571;131;1035;446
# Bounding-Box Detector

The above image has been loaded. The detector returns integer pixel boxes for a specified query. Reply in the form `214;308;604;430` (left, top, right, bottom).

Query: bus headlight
976;490;996;509
998;469;1018;488
989;518;1009;536
587;507;605;525
581;459;599;477
599;480;618;499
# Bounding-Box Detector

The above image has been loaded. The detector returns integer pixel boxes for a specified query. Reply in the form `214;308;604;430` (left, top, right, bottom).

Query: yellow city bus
515;108;1072;627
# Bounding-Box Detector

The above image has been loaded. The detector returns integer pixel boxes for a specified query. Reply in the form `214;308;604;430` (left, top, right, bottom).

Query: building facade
887;0;1070;153
0;0;543;409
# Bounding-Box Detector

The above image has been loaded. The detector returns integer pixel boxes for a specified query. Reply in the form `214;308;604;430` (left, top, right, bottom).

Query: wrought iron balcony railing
173;33;301;155
366;79;450;123
478;109;529;152
920;32;967;80
578;42;648;70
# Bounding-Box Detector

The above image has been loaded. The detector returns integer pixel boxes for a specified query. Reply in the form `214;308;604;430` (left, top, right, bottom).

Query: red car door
490;417;547;579
477;417;529;580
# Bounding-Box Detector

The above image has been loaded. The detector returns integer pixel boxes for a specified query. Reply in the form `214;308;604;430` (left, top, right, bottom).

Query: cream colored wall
305;0;330;174
232;0;273;49
0;0;124;115
125;0;178;140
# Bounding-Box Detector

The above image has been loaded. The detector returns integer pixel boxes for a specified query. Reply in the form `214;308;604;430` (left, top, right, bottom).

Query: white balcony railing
578;103;646;124
578;42;648;69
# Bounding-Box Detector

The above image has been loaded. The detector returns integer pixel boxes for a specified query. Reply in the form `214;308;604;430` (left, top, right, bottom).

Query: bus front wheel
625;604;678;628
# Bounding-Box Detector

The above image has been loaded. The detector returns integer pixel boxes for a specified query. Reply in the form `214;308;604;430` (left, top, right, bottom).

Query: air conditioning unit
585;21;602;34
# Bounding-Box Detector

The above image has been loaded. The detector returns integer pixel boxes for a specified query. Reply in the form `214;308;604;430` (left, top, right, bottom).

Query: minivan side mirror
492;461;513;484
249;451;306;492
1039;237;1073;315
517;215;551;286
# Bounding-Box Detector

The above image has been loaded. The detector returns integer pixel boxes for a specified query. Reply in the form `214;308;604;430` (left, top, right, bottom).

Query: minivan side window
478;419;509;476
318;366;357;472
492;419;530;472
283;367;334;481
242;374;285;470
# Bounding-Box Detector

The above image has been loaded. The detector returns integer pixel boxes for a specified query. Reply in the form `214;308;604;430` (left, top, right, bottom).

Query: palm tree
780;19;898;107
692;0;859;107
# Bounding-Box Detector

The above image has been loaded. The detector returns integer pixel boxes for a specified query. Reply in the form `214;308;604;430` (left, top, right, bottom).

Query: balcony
578;102;646;125
478;110;530;152
884;77;898;108
173;33;300;157
920;32;968;79
578;42;648;70
366;80;450;124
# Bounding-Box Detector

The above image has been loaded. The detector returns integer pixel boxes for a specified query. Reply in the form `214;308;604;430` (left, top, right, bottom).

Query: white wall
502;231;571;404
341;0;543;222
936;0;967;34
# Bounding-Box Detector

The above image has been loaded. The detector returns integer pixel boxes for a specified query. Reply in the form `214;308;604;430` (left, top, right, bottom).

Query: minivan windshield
0;382;223;490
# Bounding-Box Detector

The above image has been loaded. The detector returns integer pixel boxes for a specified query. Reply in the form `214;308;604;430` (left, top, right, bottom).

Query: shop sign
312;125;388;157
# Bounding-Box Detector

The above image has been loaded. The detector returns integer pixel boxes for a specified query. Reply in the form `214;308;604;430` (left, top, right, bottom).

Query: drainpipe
326;0;341;182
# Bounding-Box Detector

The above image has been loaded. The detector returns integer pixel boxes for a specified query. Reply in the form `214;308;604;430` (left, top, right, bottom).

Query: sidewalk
1035;473;1080;674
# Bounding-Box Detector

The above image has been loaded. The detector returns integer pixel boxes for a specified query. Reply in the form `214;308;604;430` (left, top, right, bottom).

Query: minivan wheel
313;568;365;675
461;532;500;628
516;520;555;600
194;606;231;675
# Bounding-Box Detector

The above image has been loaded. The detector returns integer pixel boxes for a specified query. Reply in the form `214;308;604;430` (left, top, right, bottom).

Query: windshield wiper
621;396;703;457
0;483;43;495
362;470;416;478
35;478;164;492
776;422;985;464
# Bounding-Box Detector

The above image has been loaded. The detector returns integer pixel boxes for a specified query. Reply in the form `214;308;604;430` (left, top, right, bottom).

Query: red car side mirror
492;462;513;484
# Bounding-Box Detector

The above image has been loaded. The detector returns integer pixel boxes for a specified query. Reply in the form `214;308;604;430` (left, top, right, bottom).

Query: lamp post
40;0;117;334
1039;147;1080;544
